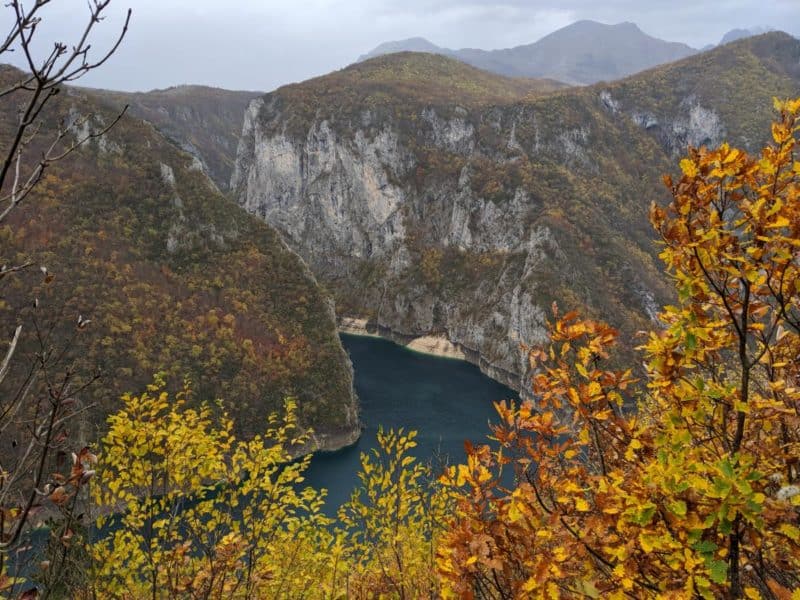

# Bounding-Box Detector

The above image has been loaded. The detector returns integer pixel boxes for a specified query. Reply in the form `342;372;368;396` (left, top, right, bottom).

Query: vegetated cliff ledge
0;65;360;453
83;84;262;191
231;34;800;394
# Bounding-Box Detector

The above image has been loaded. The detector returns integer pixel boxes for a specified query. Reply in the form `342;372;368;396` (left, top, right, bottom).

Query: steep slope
84;85;262;191
597;32;800;156
359;20;697;84
232;34;800;394
0;66;359;450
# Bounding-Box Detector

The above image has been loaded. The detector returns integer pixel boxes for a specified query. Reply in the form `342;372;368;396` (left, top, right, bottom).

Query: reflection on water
304;334;518;511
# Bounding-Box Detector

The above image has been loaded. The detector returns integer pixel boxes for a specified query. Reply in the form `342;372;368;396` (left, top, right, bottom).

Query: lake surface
10;333;516;582
304;334;518;511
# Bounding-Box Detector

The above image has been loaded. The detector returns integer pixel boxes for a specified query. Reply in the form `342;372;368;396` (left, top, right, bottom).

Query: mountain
358;37;446;61
358;20;698;85
719;26;775;45
84;85;262;191
232;33;800;394
0;66;359;450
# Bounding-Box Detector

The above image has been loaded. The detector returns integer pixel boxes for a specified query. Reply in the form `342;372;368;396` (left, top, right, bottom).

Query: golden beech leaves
84;377;337;599
437;98;800;599
337;428;455;598
78;378;449;599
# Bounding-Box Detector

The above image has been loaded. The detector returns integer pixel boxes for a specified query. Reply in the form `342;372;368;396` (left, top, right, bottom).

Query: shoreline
338;317;467;361
338;316;526;397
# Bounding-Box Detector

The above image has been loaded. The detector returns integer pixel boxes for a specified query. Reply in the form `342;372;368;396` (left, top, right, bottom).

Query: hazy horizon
3;0;798;93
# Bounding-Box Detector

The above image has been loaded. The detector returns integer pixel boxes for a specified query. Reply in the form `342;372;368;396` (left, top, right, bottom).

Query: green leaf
685;332;697;350
632;503;657;526
692;540;717;555
719;459;735;479
708;559;728;584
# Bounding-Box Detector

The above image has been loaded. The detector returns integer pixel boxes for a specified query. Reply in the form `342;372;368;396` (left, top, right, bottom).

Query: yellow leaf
779;523;800;542
680;158;699;177
621;576;634;590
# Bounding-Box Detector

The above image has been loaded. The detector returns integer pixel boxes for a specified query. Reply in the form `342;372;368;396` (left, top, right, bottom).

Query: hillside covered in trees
0;65;360;449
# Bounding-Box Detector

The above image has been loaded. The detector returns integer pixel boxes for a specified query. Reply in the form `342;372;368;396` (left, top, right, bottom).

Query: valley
2;4;800;594
231;33;800;396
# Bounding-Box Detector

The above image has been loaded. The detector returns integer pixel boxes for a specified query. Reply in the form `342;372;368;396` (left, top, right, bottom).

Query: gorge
231;32;800;397
3;4;800;594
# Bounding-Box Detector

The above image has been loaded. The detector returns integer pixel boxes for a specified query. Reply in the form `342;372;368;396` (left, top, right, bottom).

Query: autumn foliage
438;98;800;598
6;98;800;599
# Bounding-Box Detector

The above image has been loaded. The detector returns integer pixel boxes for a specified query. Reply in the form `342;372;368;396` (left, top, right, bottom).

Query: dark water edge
304;333;518;512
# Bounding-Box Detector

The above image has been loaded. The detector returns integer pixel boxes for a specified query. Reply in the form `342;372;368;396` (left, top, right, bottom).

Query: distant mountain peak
358;37;446;62
358;20;696;85
569;19;639;31
720;26;776;45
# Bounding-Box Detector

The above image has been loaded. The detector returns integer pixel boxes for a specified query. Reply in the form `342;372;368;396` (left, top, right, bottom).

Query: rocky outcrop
231;58;675;394
231;35;800;395
600;90;726;157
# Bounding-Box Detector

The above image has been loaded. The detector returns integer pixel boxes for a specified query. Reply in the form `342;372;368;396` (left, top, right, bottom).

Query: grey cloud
2;0;798;92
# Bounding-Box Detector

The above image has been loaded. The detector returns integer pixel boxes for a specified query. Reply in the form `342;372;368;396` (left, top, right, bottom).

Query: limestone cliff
232;34;800;393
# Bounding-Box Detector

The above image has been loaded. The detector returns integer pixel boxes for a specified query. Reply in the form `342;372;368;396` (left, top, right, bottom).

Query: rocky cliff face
85;85;262;190
232;35;800;393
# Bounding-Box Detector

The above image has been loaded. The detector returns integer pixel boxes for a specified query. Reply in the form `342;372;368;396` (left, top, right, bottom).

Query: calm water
304;334;518;511
11;333;516;581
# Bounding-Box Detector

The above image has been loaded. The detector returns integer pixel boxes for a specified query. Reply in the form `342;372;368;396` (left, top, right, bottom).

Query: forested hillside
0;66;359;449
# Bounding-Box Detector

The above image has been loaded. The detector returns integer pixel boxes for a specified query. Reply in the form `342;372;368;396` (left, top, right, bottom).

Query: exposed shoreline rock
340;316;465;360
339;316;522;394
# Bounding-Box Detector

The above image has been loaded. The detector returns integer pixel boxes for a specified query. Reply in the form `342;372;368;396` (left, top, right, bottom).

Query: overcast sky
3;0;799;93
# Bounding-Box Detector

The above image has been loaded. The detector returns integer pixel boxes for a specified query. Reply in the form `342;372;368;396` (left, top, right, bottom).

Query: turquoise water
304;334;518;511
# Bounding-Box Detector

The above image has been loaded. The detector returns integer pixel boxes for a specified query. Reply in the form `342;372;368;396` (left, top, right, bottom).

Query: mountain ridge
232;32;800;394
83;84;263;191
358;20;698;84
